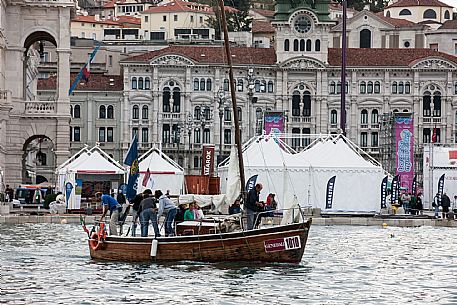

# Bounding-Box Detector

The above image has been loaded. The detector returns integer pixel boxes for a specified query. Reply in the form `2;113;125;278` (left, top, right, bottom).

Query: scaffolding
379;112;395;176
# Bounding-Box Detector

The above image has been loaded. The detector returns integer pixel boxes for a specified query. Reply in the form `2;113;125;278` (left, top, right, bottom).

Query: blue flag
245;175;258;192
65;182;73;208
124;135;139;201
380;176;388;209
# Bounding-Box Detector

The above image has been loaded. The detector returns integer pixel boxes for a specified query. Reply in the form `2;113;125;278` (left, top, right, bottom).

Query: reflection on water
1;223;457;304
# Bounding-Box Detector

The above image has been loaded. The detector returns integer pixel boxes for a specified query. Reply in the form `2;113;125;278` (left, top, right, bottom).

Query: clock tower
273;0;336;64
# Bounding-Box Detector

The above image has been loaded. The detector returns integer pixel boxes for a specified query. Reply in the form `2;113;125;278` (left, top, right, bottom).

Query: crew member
100;194;121;236
245;183;263;230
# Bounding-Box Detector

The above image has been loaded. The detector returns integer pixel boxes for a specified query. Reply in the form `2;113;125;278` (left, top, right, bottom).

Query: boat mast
340;0;347;136
218;0;246;198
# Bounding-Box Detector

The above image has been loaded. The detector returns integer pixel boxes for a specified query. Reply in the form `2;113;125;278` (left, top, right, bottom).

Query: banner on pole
202;145;215;176
325;176;336;209
395;114;414;191
380;176;388;209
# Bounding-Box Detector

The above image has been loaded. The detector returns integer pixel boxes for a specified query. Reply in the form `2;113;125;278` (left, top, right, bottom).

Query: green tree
207;0;252;39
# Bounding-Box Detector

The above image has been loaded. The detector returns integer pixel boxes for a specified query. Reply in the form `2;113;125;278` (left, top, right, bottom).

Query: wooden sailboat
84;0;312;263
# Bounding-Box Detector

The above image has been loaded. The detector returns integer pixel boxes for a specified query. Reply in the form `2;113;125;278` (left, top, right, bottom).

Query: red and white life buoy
89;223;107;251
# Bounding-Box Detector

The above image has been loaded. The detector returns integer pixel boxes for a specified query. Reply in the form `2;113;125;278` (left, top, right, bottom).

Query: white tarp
138;148;185;195
56;146;126;209
219;135;385;212
423;145;457;209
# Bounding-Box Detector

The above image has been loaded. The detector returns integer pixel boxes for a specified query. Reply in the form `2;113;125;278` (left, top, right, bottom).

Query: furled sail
225;146;241;208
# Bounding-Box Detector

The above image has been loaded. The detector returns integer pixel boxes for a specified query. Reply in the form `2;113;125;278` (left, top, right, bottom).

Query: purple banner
264;112;284;136
395;115;414;191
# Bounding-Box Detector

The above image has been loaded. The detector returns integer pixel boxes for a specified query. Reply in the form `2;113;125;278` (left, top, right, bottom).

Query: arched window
142;105;148;119
405;82;411;94
360;81;366;94
267;81;274;93
256;107;263;120
224;107;231;121
99;105;106;119
260;80;266;93
292;90;300;116
206;79;212;91
455;111;457;124
392;81;398;94
398;82;404;94
371;109;379;124
423;91;431;117
138;77;144;90
255;80;261;93
374;81;380;94
361;109;368;124
107;105;114;119
367;81;373;94
194;128;201;144
145;77;151;90
172;87;181;112
237;107;242;121
386;11;391;17
223;79;229;91
237;79;244;92
399;9;411;15
300;39;305;52
360;29;371;48
444;10;450;19
337;81;342;94
224;129;232;144
163;87;171;112
74;105;81;118
306;39;311;51
284;39;290;51
193;78;199;91
200;78;205;91
70;105;73;117
330;81;336;94
132;105;139;119
293;39;299;51
131;77;137;89
315;39;321;51
194;106;201;120
330;109;338;125
433;91;441;117
292;128;300;148
423;9;436;19
303;91;311;117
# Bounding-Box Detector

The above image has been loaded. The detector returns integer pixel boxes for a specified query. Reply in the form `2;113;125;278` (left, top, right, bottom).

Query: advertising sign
202;145;215;176
264;112;284;136
395;115;414;191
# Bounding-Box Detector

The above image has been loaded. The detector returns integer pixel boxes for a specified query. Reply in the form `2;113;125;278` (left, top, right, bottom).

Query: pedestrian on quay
416;193;423;215
139;189;160;237
130;192;144;236
401;192;411;214
4;184;13;202
441;193;451;220
245;183;264;230
155;190;177;237
99;193;122;236
433;193;441;219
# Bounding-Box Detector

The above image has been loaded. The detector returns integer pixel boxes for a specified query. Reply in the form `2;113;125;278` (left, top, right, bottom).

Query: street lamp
247;68;256;139
174;124;182;166
217;88;225;164
186;113;193;171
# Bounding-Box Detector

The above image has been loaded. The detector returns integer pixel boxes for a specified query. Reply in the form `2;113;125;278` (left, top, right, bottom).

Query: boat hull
89;219;312;263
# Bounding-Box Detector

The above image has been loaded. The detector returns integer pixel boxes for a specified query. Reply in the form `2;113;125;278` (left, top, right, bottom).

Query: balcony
25;101;56;115
162;113;181;119
139;143;152;150
0;90;11;103
360;124;369;129
371;124;380;129
423;117;441;124
291;116;313;123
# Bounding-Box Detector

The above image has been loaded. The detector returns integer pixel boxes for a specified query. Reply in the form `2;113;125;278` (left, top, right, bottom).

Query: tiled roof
122;45;277;65
251;9;275;17
375;13;419;27
328;48;457;67
71;15;120;26
103;0;115;8
142;0;213;14
112;15;141;27
38;74;123;91
385;0;452;8
328;1;357;12
439;20;457;29
252;20;275;33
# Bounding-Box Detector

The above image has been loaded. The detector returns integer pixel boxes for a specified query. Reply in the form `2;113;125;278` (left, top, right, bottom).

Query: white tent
138;147;185;195
219;135;385;213
57;146;126;209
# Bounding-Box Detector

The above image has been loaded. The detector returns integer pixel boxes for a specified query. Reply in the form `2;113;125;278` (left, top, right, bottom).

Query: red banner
201;145;215;176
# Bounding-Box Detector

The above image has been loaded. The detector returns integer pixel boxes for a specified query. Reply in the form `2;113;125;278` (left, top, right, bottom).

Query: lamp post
247;68;255;139
186;113;193;171
217;89;225;164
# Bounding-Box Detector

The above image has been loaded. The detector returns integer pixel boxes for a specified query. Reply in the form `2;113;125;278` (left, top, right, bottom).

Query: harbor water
1;223;457;304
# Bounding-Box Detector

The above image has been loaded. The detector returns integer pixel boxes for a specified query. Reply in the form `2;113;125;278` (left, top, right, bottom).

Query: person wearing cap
139;189;160;237
99;193;121;236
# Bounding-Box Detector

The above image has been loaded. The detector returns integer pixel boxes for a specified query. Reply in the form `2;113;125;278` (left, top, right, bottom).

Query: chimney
95;14;100;21
364;4;370;11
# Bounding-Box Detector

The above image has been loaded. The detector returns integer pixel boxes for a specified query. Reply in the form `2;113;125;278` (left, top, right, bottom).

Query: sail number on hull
264;236;301;253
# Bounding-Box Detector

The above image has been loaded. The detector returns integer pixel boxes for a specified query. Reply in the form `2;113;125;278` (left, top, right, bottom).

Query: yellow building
71;15;120;40
140;0;215;41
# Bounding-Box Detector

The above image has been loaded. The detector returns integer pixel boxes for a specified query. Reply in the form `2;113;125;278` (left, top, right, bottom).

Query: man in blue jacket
100;194;121;235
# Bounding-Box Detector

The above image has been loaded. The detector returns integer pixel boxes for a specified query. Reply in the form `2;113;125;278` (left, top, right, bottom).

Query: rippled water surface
1;223;457;304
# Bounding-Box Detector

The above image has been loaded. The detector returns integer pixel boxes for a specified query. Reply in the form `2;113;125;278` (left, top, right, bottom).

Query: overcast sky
439;0;457;9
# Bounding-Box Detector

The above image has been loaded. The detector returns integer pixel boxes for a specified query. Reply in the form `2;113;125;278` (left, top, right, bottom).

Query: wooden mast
218;0;246;198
